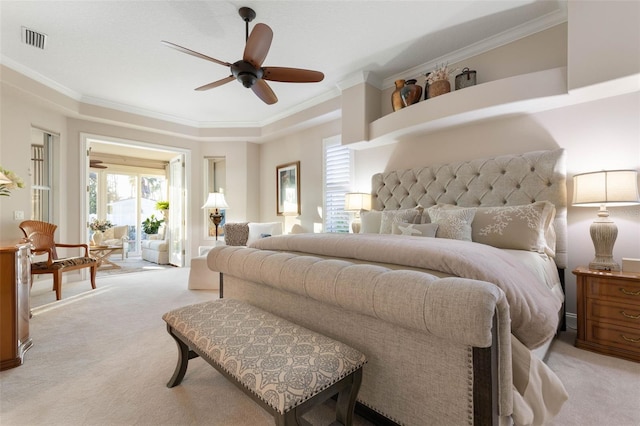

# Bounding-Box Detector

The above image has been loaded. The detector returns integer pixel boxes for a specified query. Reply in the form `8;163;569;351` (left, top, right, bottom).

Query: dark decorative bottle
424;72;431;100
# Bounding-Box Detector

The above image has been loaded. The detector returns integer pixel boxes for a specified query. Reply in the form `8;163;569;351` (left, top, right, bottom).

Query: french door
90;169;167;256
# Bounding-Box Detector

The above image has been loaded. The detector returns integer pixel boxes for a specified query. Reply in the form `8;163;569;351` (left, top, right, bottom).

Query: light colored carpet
1;268;638;425
95;255;174;277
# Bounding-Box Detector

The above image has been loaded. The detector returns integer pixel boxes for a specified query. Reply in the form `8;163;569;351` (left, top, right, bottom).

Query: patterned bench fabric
31;256;96;271
163;299;367;414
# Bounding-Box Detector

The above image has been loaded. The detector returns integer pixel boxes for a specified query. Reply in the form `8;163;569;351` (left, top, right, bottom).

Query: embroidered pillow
379;208;422;234
472;201;557;256
391;222;439;238
427;206;476;241
359;210;382;233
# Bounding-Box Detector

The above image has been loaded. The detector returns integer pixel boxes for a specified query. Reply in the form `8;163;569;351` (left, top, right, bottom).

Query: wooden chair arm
55;243;90;257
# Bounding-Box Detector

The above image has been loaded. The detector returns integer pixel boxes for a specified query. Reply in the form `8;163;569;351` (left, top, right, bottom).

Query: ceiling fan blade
195;76;235;91
161;41;231;67
263;67;325;83
251;79;278;105
243;23;273;68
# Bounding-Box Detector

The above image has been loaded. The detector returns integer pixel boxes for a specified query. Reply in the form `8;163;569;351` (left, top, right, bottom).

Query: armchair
102;225;129;260
19;220;97;300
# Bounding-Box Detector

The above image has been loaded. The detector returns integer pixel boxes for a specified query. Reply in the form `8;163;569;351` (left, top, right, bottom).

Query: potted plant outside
142;214;164;235
156;201;169;221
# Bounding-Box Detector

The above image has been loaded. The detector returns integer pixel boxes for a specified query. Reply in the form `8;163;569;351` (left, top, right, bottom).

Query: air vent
22;27;47;49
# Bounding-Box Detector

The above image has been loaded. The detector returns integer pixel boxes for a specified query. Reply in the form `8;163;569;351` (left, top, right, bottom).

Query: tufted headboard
371;149;567;268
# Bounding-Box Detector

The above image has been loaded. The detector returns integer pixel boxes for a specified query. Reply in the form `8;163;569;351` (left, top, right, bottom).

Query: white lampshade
572;169;640;271
344;192;372;212
573;170;640;206
201;192;229;210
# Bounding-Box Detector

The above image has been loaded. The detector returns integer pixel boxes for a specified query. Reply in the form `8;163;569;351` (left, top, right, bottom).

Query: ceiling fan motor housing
231;60;263;88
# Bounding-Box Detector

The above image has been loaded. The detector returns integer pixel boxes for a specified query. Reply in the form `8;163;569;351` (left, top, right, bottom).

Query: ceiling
1;1;566;129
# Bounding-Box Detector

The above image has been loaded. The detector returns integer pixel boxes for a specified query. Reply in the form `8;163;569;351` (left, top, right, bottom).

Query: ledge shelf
349;67;568;149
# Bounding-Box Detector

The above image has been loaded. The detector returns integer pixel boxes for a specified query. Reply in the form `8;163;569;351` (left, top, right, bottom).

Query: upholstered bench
162;299;366;426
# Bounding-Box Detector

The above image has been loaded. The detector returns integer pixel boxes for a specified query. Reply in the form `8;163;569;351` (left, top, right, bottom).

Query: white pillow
392;222;439;238
359;210;382;233
247;222;283;246
427;205;476;241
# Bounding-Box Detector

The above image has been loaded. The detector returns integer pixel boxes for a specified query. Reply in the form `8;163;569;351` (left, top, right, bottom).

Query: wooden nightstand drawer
587;298;640;328
586;277;640;303
586;320;640;355
574;267;640;362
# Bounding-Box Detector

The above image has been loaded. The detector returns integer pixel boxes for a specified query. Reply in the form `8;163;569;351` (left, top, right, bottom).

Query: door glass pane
106;173;138;255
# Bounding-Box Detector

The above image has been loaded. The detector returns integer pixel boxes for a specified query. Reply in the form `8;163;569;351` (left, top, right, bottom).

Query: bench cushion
162;299;366;414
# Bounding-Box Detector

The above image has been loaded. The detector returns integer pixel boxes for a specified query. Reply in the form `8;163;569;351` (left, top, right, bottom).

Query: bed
207;149;569;425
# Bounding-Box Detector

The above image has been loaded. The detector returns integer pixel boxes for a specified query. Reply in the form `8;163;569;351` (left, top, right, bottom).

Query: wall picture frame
276;161;300;216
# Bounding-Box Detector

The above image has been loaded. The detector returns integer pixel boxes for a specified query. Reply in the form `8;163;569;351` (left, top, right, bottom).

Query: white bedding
251;233;563;349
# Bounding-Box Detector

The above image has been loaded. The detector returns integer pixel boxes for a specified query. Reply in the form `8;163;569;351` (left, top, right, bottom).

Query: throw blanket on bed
251;233;562;349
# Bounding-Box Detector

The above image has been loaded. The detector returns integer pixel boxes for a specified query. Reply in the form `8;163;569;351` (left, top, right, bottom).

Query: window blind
323;137;351;233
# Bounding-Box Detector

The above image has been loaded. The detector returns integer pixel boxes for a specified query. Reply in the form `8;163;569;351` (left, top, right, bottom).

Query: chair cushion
141;240;168;251
31;257;96;271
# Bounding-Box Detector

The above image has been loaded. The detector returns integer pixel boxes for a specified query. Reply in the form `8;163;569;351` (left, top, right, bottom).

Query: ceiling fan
161;6;324;105
90;159;107;169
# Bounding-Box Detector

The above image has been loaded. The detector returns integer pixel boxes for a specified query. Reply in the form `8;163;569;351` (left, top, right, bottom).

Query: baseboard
565;312;577;331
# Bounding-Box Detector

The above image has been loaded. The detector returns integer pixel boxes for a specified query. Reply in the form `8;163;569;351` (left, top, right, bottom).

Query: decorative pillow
247;222;283;246
427;205;476;241
472;201;557;256
359;210;382;233
379;208;422;234
223;222;249;246
391;222;439;238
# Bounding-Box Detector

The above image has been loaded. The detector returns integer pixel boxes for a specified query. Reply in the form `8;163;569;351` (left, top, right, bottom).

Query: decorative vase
428;79;451;98
391;79;406;112
91;230;103;246
400;79;422;107
424;72;431;100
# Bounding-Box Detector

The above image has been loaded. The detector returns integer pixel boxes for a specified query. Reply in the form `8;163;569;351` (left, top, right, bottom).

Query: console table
0;239;32;370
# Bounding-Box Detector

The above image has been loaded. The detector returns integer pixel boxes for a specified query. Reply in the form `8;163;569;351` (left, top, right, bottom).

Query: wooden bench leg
336;368;363;425
166;325;199;388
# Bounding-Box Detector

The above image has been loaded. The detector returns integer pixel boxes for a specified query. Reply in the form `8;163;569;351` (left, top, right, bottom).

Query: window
322;136;352;233
30;131;53;222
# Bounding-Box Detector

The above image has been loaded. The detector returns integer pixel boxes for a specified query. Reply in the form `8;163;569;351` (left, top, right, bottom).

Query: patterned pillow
391;222;439;237
472;201;557;256
223;222;249;246
427;205;476;241
379;208;422;234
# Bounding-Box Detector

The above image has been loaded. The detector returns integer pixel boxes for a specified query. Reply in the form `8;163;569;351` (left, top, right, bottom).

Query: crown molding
1;55;82;101
336;71;384;91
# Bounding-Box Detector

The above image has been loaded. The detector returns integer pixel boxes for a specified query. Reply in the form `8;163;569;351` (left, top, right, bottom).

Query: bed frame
212;148;567;425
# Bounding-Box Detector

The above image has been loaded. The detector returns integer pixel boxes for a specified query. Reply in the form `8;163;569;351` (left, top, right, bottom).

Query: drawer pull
621;334;640;343
620;310;640;320
620;288;640;296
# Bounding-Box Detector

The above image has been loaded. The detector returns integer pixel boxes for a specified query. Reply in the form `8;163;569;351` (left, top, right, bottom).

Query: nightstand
573;266;640;362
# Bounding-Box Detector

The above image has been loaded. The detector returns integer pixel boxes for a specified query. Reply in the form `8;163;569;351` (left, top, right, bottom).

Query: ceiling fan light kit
162;6;324;105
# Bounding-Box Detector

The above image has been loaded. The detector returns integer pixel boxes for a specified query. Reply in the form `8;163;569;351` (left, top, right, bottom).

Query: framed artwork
276;161;300;216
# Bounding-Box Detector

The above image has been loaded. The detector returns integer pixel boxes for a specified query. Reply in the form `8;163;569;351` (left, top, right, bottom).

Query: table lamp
202;192;229;240
344;192;372;233
572;170;640;271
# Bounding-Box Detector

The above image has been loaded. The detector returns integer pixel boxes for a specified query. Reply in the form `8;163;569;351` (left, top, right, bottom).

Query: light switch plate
14;210;24;221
